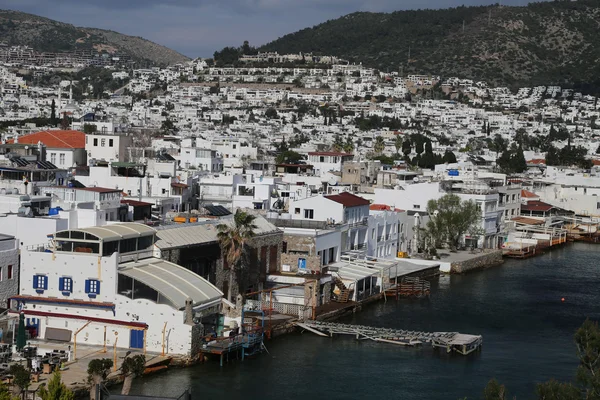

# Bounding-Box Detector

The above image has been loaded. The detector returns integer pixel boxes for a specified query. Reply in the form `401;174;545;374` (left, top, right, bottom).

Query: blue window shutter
43;276;48;290
85;280;90;293
59;277;64;291
96;281;101;294
33;276;37;289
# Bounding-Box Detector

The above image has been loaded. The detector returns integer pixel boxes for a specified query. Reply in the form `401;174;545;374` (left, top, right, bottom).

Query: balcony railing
350;243;366;251
267;218;327;230
349;217;368;228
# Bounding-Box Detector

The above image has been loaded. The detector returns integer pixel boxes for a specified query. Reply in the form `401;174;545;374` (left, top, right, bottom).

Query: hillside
259;0;600;89
0;9;189;66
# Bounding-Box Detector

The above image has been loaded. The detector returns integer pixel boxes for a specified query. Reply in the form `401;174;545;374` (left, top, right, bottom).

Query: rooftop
308;151;353;157
155;215;279;249
7;130;85;149
54;222;155;242
119;258;223;309
325;192;370;207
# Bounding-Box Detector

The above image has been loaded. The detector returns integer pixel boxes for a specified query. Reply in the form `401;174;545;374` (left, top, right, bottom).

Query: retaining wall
450;250;504;274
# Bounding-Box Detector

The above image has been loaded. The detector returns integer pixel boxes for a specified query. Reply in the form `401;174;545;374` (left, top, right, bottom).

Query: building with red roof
8;130;86;167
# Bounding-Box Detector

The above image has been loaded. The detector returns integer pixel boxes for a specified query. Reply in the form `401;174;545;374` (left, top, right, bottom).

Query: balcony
348;217;368;228
267;218;328;230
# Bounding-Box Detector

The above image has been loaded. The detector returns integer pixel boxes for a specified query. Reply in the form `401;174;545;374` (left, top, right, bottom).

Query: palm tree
217;209;258;301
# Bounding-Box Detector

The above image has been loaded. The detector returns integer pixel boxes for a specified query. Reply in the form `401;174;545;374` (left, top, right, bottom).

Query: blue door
129;329;144;349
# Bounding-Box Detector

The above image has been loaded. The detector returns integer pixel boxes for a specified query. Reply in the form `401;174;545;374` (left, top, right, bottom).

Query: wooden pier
384;277;431;299
296;321;482;356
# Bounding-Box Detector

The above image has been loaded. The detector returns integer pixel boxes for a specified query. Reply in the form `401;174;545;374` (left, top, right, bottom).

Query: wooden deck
296;321;482;356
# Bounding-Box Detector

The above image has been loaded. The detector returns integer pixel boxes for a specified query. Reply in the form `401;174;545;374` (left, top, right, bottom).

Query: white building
14;223;223;355
307;151;354;177
180;147;223;172
86;133;132;164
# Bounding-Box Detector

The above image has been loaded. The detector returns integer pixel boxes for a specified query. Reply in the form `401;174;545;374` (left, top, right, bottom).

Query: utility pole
463;20;465;34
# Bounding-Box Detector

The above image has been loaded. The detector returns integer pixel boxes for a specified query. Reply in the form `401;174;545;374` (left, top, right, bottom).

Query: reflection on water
130;243;600;400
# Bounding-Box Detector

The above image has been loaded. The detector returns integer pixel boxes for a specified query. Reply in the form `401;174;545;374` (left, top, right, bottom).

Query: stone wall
280;234;320;273
450;250;503;274
0;244;18;308
215;231;283;303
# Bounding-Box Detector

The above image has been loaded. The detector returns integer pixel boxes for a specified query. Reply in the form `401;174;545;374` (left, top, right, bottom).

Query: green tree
402;139;412;157
39;370;74;400
343;136;354;153
217;210;257;300
484;379;507;400
442;150;457;163
488;134;507;159
394;134;403;155
575;319;600;398
422;194;482;251
120;355;146;396
535;379;580;400
497;144;527;174
50;99;57;125
83;123;97;134
276;150;303;164
0;380;12;400
265;107;278;119
9;364;30;394
374;136;385;155
87;358;114;400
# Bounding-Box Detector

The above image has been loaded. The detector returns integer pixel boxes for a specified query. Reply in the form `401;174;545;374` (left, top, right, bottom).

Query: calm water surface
130;243;600;400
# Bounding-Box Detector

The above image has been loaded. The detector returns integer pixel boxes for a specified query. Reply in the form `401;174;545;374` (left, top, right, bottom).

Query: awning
119;258;223;309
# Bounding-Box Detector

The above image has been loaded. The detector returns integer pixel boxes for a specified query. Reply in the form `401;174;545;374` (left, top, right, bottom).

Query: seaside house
13;223;223;355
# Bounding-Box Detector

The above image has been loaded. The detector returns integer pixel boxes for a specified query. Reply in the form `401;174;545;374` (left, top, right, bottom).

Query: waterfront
130;243;600;400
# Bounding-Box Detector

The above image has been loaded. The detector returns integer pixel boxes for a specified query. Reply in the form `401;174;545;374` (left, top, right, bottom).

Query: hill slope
0;9;189;66
260;0;600;88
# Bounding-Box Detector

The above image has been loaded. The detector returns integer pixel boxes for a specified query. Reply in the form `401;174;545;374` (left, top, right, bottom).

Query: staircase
332;276;352;303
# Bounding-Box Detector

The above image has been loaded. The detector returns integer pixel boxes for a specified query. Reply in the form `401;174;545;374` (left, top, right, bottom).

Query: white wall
18;250;194;354
289;195;343;222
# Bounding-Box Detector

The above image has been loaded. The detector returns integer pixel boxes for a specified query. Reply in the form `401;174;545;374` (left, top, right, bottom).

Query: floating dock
296;321;482;356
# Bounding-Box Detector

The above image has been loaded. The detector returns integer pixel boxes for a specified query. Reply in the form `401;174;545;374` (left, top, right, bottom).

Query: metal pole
73;321;92;360
103;326;107;353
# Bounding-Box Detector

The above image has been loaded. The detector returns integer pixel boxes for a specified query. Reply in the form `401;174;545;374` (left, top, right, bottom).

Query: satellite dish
328;177;338;186
413;177;419;183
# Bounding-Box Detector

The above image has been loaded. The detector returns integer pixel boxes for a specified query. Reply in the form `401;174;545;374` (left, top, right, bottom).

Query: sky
0;0;534;58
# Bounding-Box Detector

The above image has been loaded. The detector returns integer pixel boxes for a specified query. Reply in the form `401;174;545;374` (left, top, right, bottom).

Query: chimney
184;298;194;325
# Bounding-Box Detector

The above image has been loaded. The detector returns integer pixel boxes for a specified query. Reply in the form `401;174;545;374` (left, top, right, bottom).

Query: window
85;279;101;298
59;153;65;165
304;209;314;219
50;153;56;164
7;265;12;280
59;277;73;294
33;275;48;293
93;138;98;146
101;139;106;147
294;207;300;215
282;241;288;253
109;139;114;147
413;204;420;209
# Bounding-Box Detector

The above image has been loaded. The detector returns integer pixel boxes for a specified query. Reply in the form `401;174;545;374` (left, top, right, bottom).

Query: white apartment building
15;223;223;355
307;151;354;177
180;147;223;172
86;132;133;164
